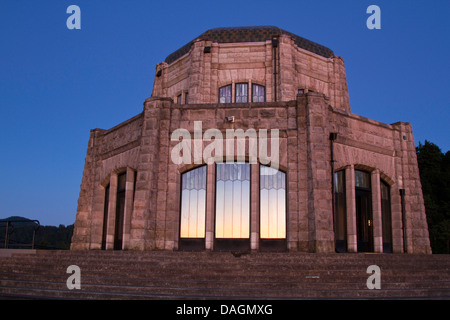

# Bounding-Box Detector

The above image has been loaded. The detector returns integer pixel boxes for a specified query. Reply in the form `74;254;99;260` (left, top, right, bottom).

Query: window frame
259;165;287;239
235;82;249;103
252;84;266;102
219;84;232;103
179;165;208;240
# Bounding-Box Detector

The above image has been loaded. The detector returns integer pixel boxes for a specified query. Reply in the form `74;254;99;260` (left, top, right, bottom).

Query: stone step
1;272;449;291
1;282;449;300
0;250;449;299
3;252;449;269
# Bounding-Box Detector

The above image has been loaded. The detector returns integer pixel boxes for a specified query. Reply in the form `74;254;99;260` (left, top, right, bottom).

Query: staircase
0;250;449;299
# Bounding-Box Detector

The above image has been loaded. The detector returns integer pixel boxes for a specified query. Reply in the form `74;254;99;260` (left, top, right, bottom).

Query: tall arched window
381;180;392;253
334;170;347;252
355;170;373;252
179;166;207;249
101;184;110;250
260;165;286;239
114;172;126;250
215;162;250;239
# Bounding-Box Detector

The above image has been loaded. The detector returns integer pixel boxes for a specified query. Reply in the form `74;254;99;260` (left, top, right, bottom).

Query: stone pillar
71;129;105;250
296;95;308;252
371;170;383;253
122;168;135;249
304;92;334;252
130;97;171;250
105;173;118;250
346;165;357;252
205;163;216;251
251;163;260;251
390;184;404;253
392;122;431;254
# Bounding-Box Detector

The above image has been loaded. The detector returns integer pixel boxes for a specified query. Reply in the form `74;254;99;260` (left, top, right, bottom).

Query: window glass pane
219;85;231;103
180;166;207;238
235;83;248;103
334;171;346;243
381;181;392;252
117;172;126;192
355;170;371;189
260;165;286;239
252;84;265;102
215;163;250;238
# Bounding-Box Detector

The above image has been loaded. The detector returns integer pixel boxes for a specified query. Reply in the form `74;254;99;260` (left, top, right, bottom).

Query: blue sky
0;0;449;226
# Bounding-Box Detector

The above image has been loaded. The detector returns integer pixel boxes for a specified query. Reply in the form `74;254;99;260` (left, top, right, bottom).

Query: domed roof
165;26;335;64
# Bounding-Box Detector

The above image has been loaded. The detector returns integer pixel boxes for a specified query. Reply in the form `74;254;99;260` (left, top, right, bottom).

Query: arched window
114;172;126;250
180;166;207;239
235;83;248;103
252;84;265;102
333;170;347;252
219;85;232;103
381;180;392;253
215;162;250;239
260;165;286;239
101;184;110;250
355;170;373;252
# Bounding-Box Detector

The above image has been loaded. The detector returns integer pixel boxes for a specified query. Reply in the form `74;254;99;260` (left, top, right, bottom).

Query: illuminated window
180;166;207;238
260;165;286;239
215;162;250;238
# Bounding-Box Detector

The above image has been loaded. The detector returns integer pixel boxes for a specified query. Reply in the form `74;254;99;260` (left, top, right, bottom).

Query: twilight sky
0;0;448;226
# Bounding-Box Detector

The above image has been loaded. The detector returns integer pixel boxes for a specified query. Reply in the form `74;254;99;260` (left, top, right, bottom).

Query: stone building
71;26;431;254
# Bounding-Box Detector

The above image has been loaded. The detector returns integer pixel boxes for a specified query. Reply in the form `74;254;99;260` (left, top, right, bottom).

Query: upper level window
252;84;265;102
235;83;248;103
177;94;182;104
219;85;232;103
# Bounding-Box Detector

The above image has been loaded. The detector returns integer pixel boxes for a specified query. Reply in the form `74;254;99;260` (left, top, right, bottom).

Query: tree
417;141;450;253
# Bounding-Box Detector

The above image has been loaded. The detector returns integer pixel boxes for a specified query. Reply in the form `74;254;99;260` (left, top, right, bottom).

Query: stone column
105;173;118;250
304;92;334;252
122;168;135;249
251;163;260;251
205;163;216;251
371;170;383;253
345;165;357;252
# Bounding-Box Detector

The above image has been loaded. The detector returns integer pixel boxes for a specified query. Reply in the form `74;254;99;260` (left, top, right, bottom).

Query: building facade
71;26;431;253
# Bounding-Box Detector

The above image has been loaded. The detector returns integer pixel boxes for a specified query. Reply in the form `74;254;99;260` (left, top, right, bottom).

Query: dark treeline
0;217;73;250
417;140;450;254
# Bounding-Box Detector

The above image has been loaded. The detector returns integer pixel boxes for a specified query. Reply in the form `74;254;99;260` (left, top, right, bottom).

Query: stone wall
152;34;350;112
71;92;431;254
